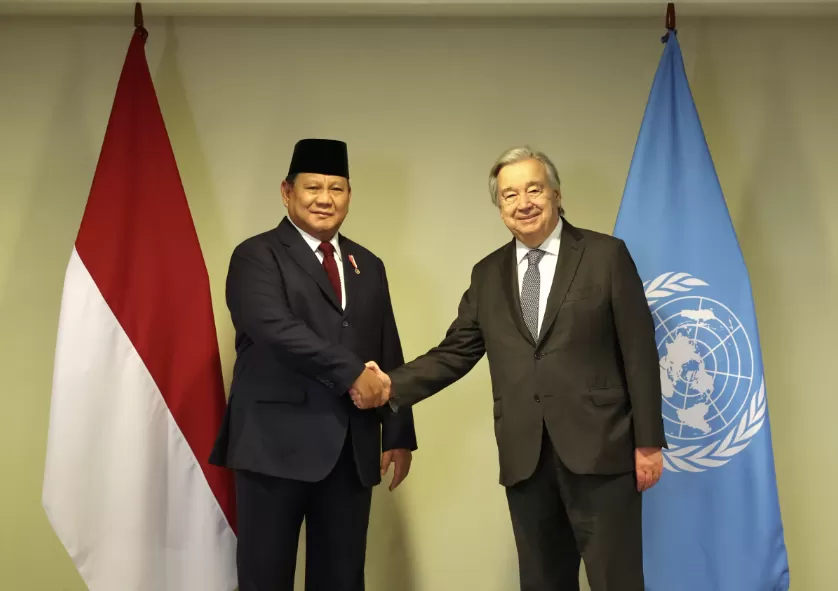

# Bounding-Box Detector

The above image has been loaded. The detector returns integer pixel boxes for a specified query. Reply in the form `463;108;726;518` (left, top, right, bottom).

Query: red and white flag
42;27;237;590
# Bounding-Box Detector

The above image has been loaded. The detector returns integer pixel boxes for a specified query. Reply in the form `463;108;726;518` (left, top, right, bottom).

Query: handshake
348;361;391;409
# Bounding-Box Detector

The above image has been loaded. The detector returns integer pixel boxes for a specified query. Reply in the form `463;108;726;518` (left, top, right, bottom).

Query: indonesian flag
41;28;237;590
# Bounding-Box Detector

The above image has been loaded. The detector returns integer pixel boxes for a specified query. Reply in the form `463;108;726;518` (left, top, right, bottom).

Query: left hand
381;448;412;491
634;446;663;492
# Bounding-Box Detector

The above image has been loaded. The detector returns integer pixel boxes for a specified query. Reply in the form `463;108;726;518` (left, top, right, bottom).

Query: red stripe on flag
74;31;236;532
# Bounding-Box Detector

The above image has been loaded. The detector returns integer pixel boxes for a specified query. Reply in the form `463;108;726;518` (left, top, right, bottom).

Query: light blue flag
613;29;790;591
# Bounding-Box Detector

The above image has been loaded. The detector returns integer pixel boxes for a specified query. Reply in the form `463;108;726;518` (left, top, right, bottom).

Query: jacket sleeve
225;240;366;394
388;265;486;409
376;262;418;452
610;239;667;448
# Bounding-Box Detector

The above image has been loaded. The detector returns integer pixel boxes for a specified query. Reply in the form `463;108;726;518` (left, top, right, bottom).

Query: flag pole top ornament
134;2;148;42
662;2;677;43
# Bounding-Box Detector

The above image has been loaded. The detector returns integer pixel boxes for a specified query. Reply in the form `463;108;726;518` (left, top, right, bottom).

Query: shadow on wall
153;18;239;589
731;27;834;591
153;18;236;393
692;18;838;591
0;30;93;591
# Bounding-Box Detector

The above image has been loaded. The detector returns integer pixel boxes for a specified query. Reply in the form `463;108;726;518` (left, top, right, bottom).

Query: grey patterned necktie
521;249;545;340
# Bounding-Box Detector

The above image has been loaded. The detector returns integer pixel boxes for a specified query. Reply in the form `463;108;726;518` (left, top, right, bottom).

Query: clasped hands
349;361;390;409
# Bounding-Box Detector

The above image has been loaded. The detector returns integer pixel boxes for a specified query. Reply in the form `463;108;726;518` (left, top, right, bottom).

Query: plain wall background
1;13;836;590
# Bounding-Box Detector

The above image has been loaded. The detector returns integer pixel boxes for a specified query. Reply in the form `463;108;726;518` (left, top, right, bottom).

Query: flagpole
663;2;676;42
134;2;148;42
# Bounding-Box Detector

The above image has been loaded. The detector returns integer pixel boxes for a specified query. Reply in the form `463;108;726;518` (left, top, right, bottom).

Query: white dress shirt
290;219;346;309
515;218;563;336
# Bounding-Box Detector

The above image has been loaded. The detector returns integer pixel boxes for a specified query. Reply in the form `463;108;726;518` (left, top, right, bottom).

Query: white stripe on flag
43;248;237;591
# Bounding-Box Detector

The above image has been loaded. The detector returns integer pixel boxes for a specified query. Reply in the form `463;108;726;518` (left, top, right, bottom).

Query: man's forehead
499;163;548;187
500;159;546;176
296;173;349;184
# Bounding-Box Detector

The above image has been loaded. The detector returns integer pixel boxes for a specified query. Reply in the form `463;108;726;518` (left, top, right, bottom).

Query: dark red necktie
318;241;342;306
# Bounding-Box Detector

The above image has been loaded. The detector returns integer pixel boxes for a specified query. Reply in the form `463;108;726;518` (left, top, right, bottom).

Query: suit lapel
500;240;536;347
276;218;342;313
339;236;360;319
537;221;585;348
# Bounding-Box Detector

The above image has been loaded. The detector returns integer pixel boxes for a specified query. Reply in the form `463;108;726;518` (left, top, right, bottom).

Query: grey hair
488;146;565;216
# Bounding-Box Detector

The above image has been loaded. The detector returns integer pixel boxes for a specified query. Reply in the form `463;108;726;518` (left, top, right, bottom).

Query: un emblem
645;272;766;473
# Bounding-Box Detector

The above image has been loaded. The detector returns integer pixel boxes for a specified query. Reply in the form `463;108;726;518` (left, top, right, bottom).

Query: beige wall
1;14;836;590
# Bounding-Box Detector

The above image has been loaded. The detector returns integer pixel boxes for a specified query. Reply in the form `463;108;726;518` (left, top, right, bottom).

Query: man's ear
280;180;292;207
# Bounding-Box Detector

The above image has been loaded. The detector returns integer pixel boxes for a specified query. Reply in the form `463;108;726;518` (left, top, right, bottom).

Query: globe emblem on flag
644;272;767;473
656;296;751;439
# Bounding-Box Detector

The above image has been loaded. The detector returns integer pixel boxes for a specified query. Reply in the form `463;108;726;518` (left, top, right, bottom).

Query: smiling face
496;158;561;248
281;173;351;241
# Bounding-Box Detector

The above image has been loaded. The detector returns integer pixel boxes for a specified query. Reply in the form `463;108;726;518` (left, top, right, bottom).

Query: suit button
342;320;349;327
534;393;540;403
534;353;542;360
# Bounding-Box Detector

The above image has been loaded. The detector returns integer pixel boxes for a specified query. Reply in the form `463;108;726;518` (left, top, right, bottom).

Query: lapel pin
348;255;360;274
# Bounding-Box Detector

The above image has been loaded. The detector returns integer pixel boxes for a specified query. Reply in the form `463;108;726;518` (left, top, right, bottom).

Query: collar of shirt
515;217;563;264
288;218;342;262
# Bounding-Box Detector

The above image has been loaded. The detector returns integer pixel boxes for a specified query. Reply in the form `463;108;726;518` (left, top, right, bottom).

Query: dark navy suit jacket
210;217;417;487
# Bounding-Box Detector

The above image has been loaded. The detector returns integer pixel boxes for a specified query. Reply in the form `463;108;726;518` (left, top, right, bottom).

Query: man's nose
517;195;535;210
314;190;332;206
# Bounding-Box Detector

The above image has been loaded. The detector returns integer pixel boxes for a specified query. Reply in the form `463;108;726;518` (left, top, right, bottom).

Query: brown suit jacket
389;219;665;486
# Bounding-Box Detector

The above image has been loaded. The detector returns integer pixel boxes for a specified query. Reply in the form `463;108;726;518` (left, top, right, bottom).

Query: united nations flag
613;25;790;591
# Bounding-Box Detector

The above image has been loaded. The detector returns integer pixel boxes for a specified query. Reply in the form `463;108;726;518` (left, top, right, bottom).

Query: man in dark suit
353;147;665;591
210;139;417;591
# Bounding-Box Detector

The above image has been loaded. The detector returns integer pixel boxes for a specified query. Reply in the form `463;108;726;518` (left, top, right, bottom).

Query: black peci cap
287;138;349;179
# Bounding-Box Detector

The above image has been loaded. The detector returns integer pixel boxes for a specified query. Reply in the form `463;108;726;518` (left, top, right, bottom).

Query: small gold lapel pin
348;255;360;274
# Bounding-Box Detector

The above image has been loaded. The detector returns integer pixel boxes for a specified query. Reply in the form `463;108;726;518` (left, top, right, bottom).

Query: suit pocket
256;387;307;404
493;398;502;419
249;367;308;404
565;286;600;301
234;348;308;404
587;387;625;406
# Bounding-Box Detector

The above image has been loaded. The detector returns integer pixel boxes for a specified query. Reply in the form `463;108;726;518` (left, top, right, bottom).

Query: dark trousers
235;435;372;591
505;426;644;591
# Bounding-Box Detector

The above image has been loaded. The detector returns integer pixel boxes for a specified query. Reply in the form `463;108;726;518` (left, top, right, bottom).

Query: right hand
363;361;391;392
349;365;390;409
